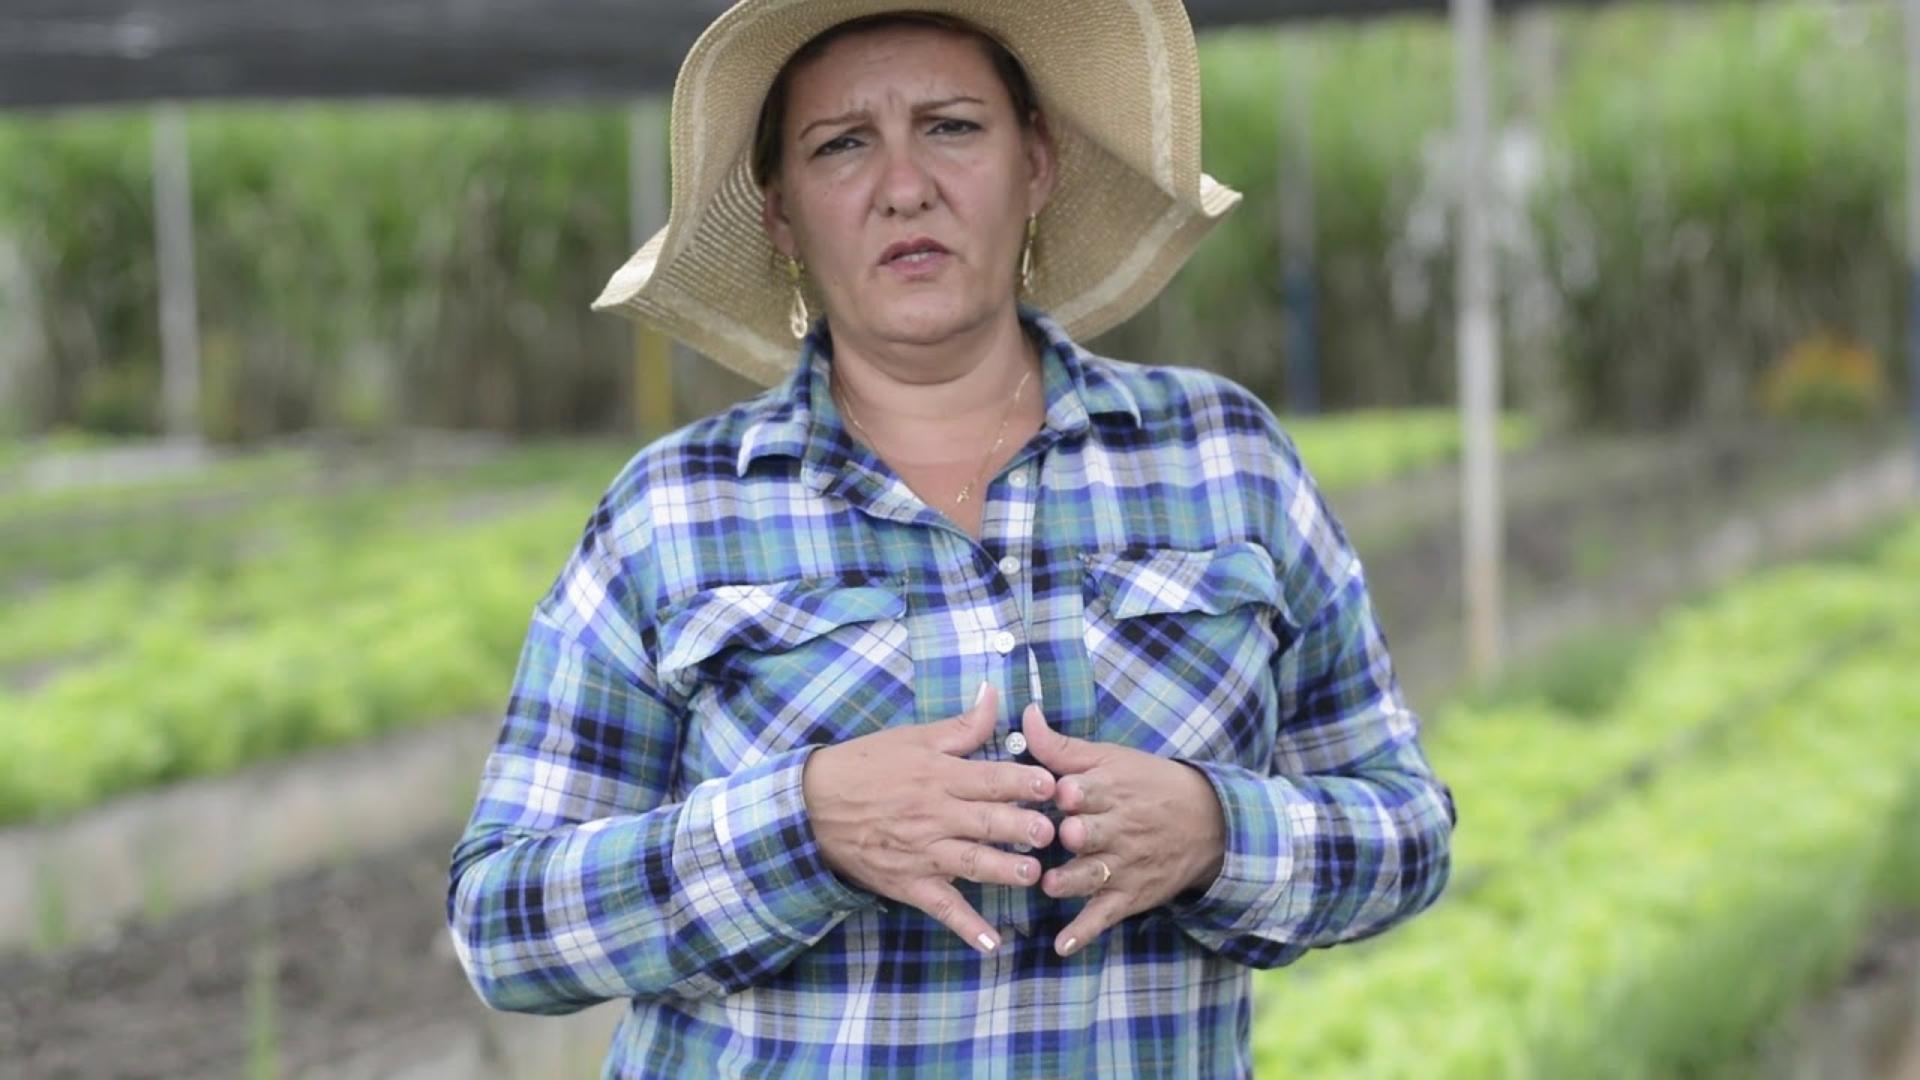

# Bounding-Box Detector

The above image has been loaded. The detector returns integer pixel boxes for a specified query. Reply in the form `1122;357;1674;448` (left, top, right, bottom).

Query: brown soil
0;833;476;1079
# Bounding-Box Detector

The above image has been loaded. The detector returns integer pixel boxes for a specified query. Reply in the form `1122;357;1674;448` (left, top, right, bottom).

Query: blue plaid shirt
447;306;1456;1078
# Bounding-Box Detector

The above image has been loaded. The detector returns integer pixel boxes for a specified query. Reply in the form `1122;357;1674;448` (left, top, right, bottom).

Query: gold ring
1093;858;1112;886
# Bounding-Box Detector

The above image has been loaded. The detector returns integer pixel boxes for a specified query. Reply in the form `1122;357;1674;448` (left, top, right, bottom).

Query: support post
1451;0;1504;679
1905;0;1920;489
153;105;201;445
1278;39;1320;415
628;98;675;440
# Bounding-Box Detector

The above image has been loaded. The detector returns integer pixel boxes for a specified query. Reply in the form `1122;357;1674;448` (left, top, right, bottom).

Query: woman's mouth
880;238;953;277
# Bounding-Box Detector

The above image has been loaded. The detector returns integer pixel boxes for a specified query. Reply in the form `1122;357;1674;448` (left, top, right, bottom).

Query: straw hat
590;0;1243;388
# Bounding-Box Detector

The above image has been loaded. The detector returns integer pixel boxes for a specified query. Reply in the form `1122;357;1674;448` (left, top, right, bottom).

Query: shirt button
991;630;1017;655
1005;731;1028;756
1008;472;1028;489
997;555;1021;576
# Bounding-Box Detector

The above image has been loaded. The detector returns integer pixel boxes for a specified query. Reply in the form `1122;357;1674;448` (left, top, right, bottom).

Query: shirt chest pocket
1080;541;1298;768
656;574;916;777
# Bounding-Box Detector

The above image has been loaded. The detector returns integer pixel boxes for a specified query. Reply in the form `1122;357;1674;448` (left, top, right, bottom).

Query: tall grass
0;105;633;438
0;1;1906;438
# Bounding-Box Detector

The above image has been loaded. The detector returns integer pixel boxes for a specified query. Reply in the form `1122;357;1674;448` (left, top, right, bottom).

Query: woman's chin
863;296;996;347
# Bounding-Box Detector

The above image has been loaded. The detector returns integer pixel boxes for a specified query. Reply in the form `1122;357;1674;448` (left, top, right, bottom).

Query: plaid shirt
447;306;1456;1078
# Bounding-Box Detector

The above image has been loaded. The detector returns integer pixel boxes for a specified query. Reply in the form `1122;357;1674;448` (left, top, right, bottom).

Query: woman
447;3;1457;1076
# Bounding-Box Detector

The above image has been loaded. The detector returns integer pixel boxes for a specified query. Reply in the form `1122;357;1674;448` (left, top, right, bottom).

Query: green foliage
1175;20;1459;408
1286;408;1534;493
0;428;121;476
246;941;282;1080
0;489;579;672
0;104;634;439
0;497;583;824
1249;514;1920;1077
1877;770;1920;912
0;412;1522;822
0;446;312;525
1458;626;1647;720
1;2;1906;439
0;439;641;824
0;413;1443;822
1540;2;1902;427
0;438;626;587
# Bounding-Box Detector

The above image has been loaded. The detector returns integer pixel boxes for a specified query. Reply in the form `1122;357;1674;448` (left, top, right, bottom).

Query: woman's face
761;24;1056;355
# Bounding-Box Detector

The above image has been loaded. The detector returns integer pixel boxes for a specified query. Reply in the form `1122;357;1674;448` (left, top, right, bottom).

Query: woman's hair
750;12;1041;188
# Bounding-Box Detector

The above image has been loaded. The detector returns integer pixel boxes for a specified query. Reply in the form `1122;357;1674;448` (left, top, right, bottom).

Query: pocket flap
657;574;907;677
1082;541;1288;623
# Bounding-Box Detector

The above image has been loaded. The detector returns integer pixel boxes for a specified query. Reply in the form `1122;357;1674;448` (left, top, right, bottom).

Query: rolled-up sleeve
445;486;875;1015
1165;414;1458;969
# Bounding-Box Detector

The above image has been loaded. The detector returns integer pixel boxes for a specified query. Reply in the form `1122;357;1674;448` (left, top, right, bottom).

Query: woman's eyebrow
798;110;868;141
798;95;987;141
912;94;986;114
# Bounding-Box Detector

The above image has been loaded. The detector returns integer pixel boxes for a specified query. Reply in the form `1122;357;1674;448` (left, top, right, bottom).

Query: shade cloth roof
2;0;1600;108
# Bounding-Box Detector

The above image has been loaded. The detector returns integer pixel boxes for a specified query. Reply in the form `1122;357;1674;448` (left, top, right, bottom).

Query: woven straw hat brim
590;0;1243;388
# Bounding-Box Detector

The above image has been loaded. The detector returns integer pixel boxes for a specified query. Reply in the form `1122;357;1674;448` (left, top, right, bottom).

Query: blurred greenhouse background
2;0;1919;1077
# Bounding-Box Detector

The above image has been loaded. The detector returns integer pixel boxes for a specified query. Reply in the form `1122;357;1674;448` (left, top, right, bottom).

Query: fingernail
975;681;991;707
1016;861;1031;881
1060;936;1078;956
1028;820;1045;843
1030;774;1048;797
977;932;999;954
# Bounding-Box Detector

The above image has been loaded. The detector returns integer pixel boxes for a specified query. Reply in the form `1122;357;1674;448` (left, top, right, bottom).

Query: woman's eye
930;119;979;136
815;135;861;156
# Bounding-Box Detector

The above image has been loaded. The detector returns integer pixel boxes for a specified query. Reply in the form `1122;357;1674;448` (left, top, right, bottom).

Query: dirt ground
5;828;1916;1078
0;833;480;1078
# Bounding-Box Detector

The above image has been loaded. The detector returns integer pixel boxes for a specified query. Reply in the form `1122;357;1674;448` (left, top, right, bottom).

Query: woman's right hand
801;683;1055;954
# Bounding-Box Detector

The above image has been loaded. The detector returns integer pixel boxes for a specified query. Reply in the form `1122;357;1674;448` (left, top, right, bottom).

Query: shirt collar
733;304;1143;478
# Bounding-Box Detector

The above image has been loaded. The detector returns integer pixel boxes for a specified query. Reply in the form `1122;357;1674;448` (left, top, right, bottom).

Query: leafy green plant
0;438;627;589
0;513;565;823
1248;513;1920;1077
1286;408;1535;493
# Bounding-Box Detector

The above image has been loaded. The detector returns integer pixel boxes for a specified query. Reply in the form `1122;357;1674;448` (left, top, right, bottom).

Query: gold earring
786;255;811;339
1018;215;1037;294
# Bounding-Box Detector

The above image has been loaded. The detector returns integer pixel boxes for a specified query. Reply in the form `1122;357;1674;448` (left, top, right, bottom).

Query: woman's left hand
1021;703;1227;958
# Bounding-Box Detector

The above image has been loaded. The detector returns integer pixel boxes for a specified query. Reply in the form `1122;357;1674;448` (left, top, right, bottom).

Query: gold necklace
834;366;1035;506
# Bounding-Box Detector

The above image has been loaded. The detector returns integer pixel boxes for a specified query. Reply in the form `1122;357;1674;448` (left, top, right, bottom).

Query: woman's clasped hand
801;683;1227;960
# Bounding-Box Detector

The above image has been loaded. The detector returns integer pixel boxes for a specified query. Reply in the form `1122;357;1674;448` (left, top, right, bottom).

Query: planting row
0;412;1527;666
0;498;585;824
0;439;627;588
1249;515;1920;1077
0;411;1530;825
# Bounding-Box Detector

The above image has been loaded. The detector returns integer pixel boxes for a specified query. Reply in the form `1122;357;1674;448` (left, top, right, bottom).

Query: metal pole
1279;39;1320;415
1513;6;1566;431
152;104;201;444
629;97;675;439
1905;0;1920;491
1452;0;1504;679
0;241;23;438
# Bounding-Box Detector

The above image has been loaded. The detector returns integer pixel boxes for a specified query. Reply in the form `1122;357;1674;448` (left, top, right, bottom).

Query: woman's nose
875;143;937;216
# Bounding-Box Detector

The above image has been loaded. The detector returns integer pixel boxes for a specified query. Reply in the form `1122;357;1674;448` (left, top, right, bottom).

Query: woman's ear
1023;111;1059;217
761;183;798;260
